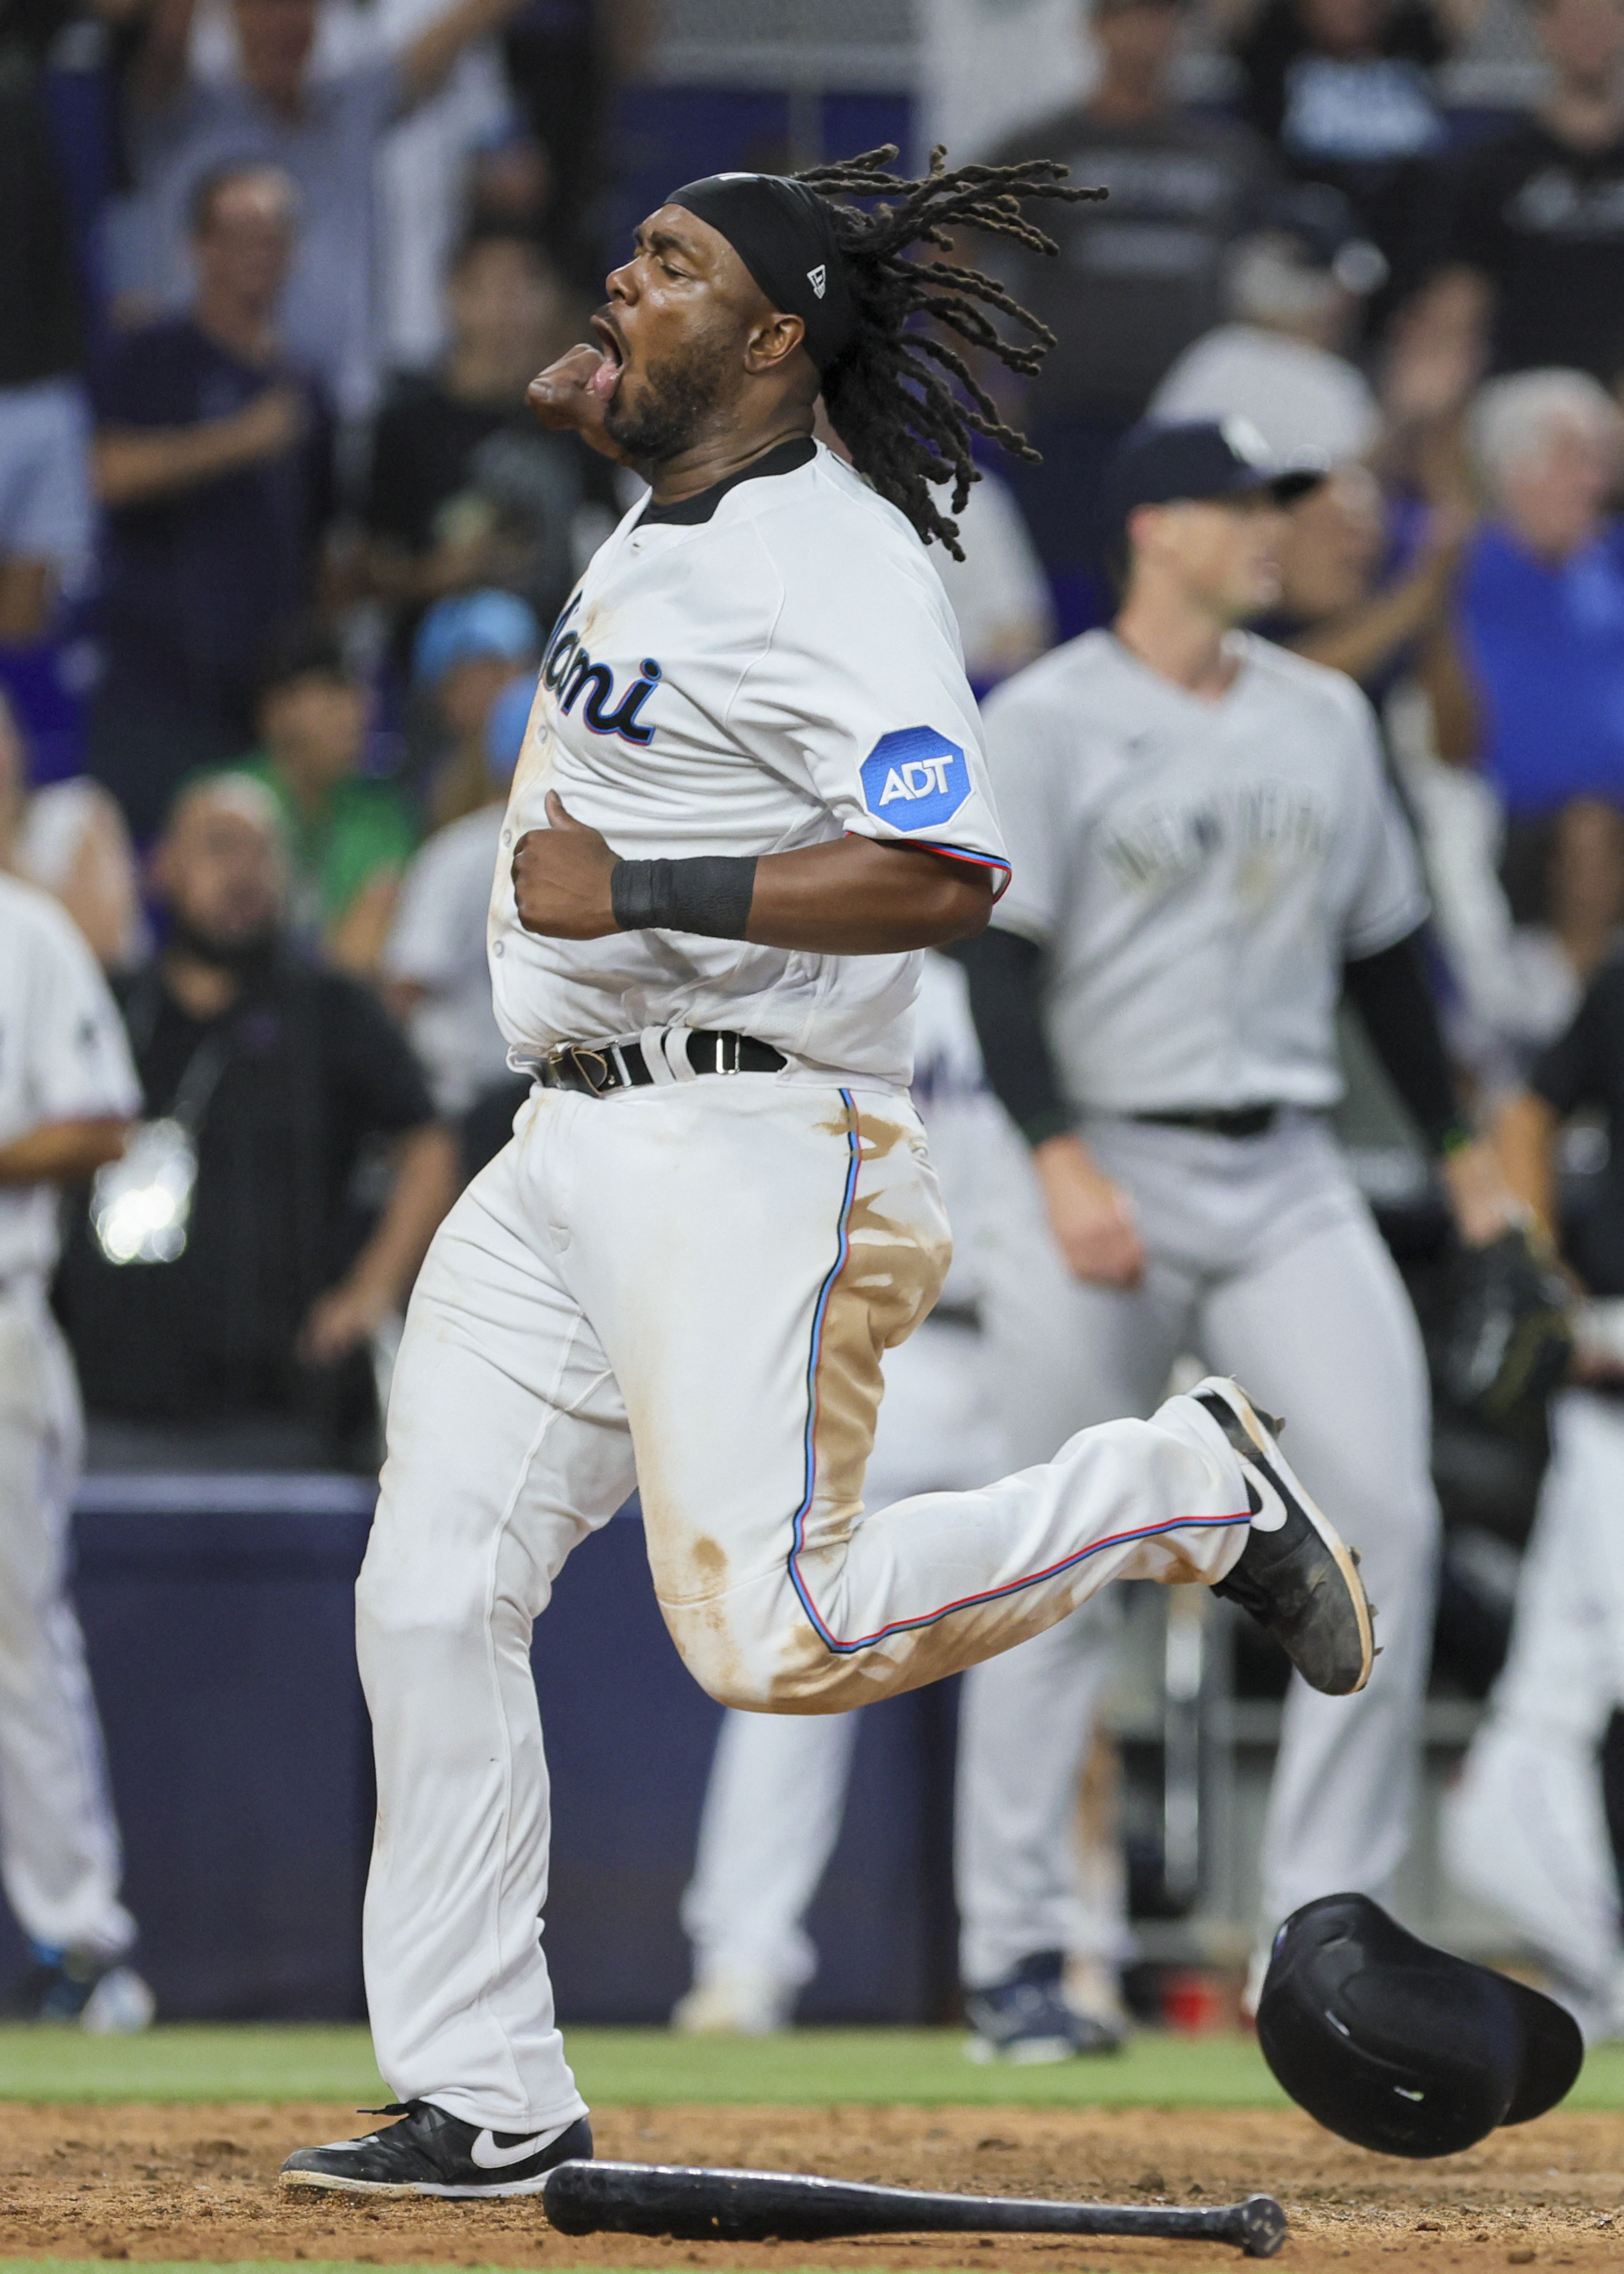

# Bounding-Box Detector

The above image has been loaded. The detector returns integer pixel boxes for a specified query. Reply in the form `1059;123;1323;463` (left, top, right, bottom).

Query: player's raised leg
564;1074;1365;1709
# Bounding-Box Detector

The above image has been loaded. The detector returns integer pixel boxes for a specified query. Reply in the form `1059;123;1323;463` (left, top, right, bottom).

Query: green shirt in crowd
237;752;418;933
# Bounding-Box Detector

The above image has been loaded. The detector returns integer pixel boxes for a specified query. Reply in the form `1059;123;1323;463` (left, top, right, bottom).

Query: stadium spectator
984;0;1278;634
117;0;541;420
88;162;334;844
1263;463;1469;696
0;0;94;646
362;224;616;666
1444;976;1624;2038
1149;183;1387;466
1229;0;1460;324
235;624;416;979
1442;0;1624;386
0;687;143;970
383;664;528;1119
500;0;650;290
410;586;538;828
55;772;455;1472
1389;372;1624;1085
1453;368;1624;818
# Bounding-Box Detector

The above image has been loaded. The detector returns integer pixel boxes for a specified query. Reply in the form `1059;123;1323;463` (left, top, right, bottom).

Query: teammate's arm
1490;1089;1558;1243
512;792;993;953
0;1118;130;1187
1342;926;1517;1246
298;1123;459;1365
953;929;1144;1288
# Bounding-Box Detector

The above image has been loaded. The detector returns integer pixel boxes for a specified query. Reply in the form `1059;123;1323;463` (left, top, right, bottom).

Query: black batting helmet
1256;1894;1583;2159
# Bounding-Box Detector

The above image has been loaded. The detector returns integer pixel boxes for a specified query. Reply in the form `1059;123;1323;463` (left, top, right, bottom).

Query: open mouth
589;314;626;401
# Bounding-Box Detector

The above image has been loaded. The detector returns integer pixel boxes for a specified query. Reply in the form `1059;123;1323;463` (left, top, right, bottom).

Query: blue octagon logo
860;727;970;833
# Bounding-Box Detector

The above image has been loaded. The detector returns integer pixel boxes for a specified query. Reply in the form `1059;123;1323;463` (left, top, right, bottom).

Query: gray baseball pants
978;1110;1439;1958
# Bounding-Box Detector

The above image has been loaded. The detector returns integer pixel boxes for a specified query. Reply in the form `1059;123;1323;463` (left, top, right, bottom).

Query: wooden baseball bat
542;2159;1287;2257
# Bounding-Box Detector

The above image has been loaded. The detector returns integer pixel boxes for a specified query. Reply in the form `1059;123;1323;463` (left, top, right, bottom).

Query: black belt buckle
544;1042;615;1097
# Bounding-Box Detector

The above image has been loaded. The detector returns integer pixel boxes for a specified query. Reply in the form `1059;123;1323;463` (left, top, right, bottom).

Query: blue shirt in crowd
1457;519;1624;816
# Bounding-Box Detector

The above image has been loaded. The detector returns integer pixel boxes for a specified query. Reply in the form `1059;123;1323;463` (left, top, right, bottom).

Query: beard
168;909;281;981
603;330;735;465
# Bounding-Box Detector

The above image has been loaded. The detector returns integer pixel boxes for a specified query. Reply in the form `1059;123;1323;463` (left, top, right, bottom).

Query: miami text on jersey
542;599;663;745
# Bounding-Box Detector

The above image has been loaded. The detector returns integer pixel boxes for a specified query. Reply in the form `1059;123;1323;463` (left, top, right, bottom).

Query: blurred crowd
9;0;1624;2027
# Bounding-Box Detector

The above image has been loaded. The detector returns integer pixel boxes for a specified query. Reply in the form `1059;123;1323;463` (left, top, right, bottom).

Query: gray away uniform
980;627;1438;1962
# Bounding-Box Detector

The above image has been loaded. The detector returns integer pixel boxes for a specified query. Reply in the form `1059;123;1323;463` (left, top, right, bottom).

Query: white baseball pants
1443;1390;1624;2035
359;1073;1252;2130
680;1314;1125;2009
968;1112;1440;1958
0;1280;134;1960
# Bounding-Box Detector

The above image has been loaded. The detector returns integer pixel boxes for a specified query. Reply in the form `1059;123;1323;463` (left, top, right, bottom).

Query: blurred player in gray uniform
676;953;1127;2057
962;420;1517;1991
0;870;152;2029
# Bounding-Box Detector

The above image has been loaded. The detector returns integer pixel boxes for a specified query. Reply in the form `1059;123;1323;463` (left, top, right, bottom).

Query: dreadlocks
792;145;1103;560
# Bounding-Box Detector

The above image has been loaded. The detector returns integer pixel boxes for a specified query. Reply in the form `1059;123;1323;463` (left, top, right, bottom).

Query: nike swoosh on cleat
470;2129;552;2169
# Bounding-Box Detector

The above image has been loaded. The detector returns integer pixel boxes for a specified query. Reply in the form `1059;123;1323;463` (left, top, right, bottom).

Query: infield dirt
0;2102;1617;2273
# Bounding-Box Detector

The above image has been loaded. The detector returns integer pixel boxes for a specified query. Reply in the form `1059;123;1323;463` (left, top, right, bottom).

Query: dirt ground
0;2102;1618;2274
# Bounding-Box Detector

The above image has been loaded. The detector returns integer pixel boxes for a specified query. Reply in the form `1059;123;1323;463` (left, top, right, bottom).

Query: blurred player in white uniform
960;420;1517;1991
676;954;1127;2055
0;871;152;2029
1445;964;1624;2039
284;159;1376;2199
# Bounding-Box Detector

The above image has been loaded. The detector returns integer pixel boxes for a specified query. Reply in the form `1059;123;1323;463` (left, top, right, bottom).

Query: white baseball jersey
0;874;140;1280
984;629;1428;1115
488;440;1009;1089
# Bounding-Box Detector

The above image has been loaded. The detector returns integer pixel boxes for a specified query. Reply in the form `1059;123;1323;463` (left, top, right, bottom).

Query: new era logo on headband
807;265;826;299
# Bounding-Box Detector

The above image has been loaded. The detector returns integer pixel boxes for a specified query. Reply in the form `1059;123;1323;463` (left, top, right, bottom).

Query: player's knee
355;1544;489;1645
666;1610;878;1714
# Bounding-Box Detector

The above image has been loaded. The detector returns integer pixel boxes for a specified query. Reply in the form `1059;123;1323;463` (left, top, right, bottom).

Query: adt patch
860;727;970;832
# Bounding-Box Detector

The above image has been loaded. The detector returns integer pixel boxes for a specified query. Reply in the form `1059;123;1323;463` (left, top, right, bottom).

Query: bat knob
1237;2194;1288;2259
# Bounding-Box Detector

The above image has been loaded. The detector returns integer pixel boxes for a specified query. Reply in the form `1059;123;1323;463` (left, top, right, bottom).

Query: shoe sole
280;2168;554;2198
963;2033;1082;2065
1202;1377;1374;1696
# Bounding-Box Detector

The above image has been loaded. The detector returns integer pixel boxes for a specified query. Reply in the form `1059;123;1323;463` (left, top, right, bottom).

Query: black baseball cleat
280;2101;592;2196
1190;1376;1375;1698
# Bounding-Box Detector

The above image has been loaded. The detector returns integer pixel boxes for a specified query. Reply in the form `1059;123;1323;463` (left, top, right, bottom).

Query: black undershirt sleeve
948;929;1072;1147
1341;925;1468;1157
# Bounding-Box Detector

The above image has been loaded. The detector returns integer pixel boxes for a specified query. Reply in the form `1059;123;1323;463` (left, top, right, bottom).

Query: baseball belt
1131;1104;1279;1139
539;1027;787;1097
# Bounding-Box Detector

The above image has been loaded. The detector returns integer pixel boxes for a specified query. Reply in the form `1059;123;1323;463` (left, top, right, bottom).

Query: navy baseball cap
1100;418;1325;540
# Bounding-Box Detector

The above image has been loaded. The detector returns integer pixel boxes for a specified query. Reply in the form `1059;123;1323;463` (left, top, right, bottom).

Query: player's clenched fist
513;793;622;939
1032;1133;1146;1288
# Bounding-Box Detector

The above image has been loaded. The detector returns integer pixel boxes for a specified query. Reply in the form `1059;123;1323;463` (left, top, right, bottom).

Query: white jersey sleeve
729;503;1010;893
5;882;140;1133
0;875;140;1280
1331;673;1430;960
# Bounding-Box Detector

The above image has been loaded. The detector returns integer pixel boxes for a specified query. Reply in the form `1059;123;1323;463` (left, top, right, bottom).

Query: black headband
666;172;854;376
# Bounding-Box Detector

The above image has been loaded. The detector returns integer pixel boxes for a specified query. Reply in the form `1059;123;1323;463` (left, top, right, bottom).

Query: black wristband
610;855;758;939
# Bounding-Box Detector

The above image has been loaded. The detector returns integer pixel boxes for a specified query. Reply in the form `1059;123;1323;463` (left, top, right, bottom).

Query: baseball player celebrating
960;418;1517;1995
0;868;151;2028
283;153;1375;2197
